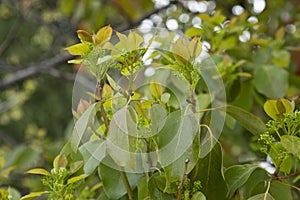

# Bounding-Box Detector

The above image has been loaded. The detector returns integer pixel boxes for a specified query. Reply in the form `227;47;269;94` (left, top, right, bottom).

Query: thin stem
178;159;190;200
97;80;110;135
278;170;300;180
271;159;283;179
90;126;106;141
119;167;134;200
264;181;271;200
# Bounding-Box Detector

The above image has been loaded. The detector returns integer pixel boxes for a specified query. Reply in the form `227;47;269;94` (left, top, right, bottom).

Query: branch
0;15;22;56
0;53;74;89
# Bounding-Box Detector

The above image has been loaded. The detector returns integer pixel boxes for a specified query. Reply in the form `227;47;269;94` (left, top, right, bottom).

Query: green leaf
67;174;89;184
20;191;49;200
281;135;300;159
25;168;50;176
65;43;90;55
270;181;293;200
269;142;292;174
272;50;290;68
192;143;227;200
244;169;269;198
106;106;138;170
225;164;260;198
248;193;275;200
71;103;96;152
225;105;267;135
158;106;199;186
149;80;163;99
253;65;289;99
98;157;141;199
150;104;167;134
185;27;204;37
148;173;175;200
79;139;106;174
138;176;149;200
53;154;68;169
191;192;206;200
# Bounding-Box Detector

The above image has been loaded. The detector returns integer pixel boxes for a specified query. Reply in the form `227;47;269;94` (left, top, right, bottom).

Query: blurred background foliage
0;0;300;197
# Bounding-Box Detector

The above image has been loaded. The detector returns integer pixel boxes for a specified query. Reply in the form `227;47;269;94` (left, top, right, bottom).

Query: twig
43;67;75;81
0;53;74;89
278;170;300;180
0;15;22;55
178;159;190;200
96;80;110;135
90;126;107;141
119;167;134;200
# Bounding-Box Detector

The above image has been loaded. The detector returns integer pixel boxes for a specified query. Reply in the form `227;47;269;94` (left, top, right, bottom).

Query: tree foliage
0;0;300;199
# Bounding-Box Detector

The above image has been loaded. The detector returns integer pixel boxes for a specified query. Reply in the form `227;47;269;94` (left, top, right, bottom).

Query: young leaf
25;168;50;176
20;191;49;200
93;25;113;46
67;174;89;184
225;164;260;198
225;105;267;135
77;30;93;43
69;161;84;174
53;154;68;169
263;99;294;120
102;83;114;100
65;43;90;55
149;80;163;99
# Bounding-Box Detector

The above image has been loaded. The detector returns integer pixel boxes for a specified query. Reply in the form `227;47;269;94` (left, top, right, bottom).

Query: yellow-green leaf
149;80;163;99
67;174;89;184
127;31;144;50
134;102;148;119
65;43;90;55
77;30;93;43
102;83;113;100
275;27;285;40
20;191;49;200
0;157;5;168
185;27;203;37
264;99;294;120
26;168;50;176
172;37;202;64
93;25;113;46
53;154;68;169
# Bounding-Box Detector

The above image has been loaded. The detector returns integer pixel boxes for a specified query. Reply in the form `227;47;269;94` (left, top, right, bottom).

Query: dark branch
0;53;74;89
0;15;22;56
